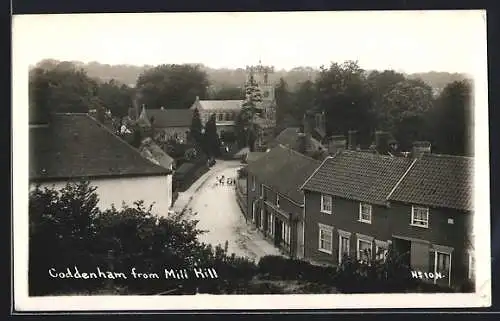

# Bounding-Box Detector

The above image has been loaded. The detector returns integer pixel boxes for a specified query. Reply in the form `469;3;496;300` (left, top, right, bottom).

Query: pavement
171;159;282;262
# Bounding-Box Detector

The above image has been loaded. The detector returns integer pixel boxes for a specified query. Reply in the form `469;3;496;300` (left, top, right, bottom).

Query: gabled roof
191;99;244;111
246;145;321;204
30;113;170;182
301;150;413;206
388;153;473;211
146;109;193;128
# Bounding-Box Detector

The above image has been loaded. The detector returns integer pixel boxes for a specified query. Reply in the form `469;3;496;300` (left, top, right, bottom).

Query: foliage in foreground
29;182;256;296
29;182;468;296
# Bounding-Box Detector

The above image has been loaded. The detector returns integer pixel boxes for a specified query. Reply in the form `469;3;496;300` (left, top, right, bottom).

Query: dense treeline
32;59;468;93
29;60;473;156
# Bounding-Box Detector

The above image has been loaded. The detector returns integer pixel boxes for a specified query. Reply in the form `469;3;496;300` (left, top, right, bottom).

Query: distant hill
30;59;470;92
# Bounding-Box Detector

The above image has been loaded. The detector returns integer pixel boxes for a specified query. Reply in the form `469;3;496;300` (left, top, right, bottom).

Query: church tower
245;60;277;126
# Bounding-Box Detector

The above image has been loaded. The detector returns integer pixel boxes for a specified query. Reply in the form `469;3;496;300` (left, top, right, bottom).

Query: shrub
29;182;258;296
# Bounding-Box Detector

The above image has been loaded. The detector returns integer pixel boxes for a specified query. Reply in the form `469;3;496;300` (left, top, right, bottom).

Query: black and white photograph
13;10;490;311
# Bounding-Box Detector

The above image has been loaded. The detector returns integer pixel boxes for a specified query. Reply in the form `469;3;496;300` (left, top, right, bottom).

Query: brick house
245;145;320;258
300;146;473;289
30;113;174;216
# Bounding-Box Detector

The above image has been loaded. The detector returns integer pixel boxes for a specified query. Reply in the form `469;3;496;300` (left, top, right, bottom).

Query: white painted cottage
29;113;173;216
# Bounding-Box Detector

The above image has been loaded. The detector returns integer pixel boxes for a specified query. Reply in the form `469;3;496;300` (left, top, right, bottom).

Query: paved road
173;160;282;262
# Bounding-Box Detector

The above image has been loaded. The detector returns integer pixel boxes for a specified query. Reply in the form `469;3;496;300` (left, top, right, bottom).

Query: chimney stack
348;130;357;150
328;135;347;155
412;141;431;158
375;130;390;155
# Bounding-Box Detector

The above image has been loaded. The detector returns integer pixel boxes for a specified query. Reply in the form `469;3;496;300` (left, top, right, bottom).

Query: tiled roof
193;100;244;111
246;145;321;204
139;138;175;169
30;114;170;181
301;150;413;205
388;153;473;211
146;109;193;128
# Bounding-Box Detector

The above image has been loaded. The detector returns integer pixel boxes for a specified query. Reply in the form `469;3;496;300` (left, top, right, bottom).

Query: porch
392;235;453;287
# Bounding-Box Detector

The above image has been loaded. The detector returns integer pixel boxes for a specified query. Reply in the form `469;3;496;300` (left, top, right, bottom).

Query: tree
96;80;135;118
275;77;294;131
380;79;434;150
29;182;258;296
315;61;374;145
210;86;245;100
135;64;210;110
424;80;472;156
204;114;220;157
292;79;316;121
29;63;103;116
190;108;204;147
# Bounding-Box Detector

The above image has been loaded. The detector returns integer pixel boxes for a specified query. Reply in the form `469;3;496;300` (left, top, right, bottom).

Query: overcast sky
13;10;486;74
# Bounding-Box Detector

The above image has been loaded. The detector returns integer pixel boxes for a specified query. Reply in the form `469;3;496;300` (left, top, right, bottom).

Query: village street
171;159;282;262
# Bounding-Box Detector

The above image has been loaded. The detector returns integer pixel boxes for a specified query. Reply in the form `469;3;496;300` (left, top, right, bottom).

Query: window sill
358;219;372;224
410;223;429;229
318;248;333;255
320;210;332;215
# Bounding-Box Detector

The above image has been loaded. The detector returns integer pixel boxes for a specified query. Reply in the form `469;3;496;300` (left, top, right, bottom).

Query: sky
13;10;486;74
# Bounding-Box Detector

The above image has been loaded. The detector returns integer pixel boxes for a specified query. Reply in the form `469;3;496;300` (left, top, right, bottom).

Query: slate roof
193;100;244;111
273;127;324;152
146;109;193;128
30;113;170;182
246;145;321;204
388;153;473;211
301;150;414;206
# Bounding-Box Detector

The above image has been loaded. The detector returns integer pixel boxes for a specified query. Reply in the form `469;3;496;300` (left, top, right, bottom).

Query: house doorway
392;237;411;267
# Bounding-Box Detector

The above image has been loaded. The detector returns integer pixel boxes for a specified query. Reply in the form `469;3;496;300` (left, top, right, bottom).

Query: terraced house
300;146;473;289
245;145;321;258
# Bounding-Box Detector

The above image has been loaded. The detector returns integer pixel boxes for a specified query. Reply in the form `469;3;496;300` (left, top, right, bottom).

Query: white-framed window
429;247;452;285
276;194;280;208
357;235;373;262
359;203;372;224
251;176;256;191
374;240;388;262
411;206;429;228
318;223;334;254
320;194;333;214
338;230;351;264
468;250;475;280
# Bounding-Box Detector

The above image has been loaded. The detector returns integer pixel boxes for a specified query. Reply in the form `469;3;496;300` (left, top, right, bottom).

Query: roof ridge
424;153;473;160
385;157;419;201
85;115;169;174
